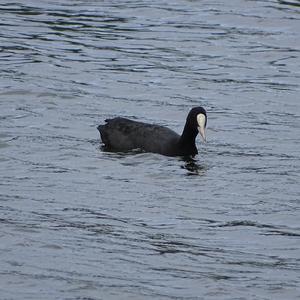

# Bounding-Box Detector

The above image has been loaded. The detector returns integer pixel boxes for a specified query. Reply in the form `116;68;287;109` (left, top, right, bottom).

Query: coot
97;107;207;157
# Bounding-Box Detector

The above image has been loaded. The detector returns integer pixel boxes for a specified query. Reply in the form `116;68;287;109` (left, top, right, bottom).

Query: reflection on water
0;0;300;299
181;157;207;176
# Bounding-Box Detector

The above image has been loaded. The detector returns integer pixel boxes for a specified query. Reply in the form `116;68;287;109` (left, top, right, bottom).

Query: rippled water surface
1;0;300;299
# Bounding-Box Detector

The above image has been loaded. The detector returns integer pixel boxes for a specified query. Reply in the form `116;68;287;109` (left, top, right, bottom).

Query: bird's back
98;117;180;155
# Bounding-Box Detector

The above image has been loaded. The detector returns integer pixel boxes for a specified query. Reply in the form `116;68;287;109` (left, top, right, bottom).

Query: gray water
1;0;300;299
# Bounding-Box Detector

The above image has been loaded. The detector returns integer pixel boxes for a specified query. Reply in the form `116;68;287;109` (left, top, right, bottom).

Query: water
1;0;300;299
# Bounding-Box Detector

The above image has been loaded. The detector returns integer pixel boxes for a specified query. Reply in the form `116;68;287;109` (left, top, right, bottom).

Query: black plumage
97;107;207;157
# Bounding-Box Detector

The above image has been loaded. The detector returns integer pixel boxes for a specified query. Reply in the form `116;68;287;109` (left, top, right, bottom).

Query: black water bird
97;107;207;157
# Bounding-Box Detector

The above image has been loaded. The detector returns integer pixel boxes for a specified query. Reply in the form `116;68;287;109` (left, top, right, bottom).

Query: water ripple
1;0;300;299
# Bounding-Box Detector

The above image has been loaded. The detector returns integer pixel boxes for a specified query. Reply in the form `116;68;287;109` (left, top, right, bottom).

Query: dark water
1;0;300;299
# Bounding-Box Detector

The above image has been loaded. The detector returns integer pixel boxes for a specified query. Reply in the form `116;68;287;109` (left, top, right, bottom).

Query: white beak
197;113;206;143
198;126;206;143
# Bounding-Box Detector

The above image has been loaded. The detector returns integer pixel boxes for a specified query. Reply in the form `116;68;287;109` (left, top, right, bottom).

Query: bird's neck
178;122;198;154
